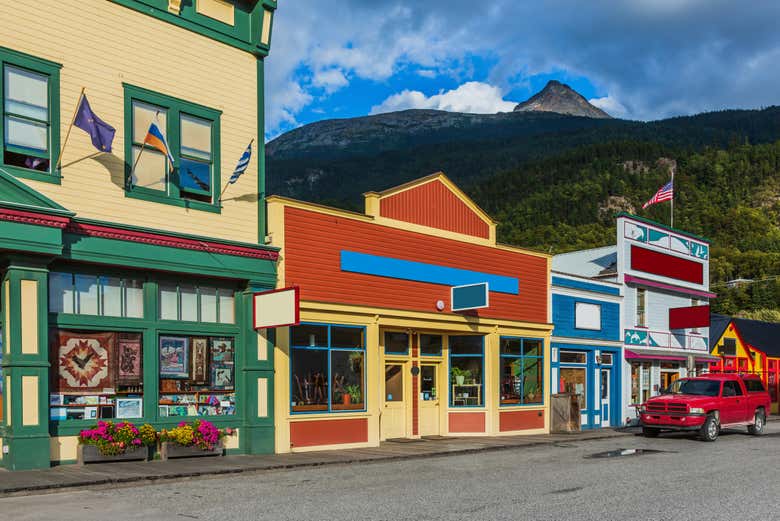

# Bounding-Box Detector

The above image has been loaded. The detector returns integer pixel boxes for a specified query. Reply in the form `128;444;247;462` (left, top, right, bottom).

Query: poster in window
210;338;234;364
211;364;234;390
52;331;115;392
116;397;143;419
159;336;189;378
117;333;143;385
191;338;209;384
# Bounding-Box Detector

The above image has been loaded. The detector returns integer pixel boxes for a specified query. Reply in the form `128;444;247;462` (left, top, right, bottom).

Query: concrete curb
0;430;631;497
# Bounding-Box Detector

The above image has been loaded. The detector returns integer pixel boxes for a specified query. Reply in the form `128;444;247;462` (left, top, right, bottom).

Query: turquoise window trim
122;83;222;213
449;335;485;408
499;336;545;407
0;46;62;185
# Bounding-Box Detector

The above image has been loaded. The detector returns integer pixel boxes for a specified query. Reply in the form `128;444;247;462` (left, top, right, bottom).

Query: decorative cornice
65;221;278;261
0;207;70;229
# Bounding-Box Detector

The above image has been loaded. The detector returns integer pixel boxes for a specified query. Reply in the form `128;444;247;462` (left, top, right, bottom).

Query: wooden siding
448;411;485;433
283;207;548;323
0;2;258;243
380;179;490;239
499;410;545;431
289;418;369;448
552;294;620;341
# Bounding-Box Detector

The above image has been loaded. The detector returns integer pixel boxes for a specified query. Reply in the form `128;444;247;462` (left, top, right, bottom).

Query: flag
144;117;175;171
642;180;673;209
228;142;252;184
73;95;115;153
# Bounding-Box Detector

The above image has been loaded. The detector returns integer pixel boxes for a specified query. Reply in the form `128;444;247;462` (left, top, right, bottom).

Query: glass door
418;364;440;436
600;368;611;427
381;363;407;439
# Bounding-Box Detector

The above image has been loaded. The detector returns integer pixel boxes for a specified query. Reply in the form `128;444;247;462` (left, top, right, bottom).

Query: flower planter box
77;444;150;465
160;441;223;460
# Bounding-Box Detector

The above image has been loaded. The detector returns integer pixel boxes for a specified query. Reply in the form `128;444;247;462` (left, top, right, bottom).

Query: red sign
669;305;710;329
631;245;704;285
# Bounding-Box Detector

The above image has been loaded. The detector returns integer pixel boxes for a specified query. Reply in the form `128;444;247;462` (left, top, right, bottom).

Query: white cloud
589;95;629;119
311;68;349;94
416;69;437;78
370;82;517;115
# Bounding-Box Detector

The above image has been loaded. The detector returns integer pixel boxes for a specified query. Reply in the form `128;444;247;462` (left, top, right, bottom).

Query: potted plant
345;384;362;405
340;390;351;405
159;419;233;460
78;421;157;464
451;367;471;386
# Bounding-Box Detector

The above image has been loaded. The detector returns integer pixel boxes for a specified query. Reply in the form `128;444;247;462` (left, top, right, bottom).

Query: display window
500;337;544;405
449;335;484;407
290;323;366;413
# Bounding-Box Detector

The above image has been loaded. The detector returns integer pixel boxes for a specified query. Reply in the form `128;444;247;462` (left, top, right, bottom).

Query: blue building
551;272;623;429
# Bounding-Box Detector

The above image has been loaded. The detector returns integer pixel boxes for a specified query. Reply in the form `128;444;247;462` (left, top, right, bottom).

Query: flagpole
670;164;675;228
55;86;86;171
219;138;254;202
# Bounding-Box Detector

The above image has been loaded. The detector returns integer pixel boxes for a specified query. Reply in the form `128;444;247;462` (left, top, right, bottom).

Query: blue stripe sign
340;250;519;294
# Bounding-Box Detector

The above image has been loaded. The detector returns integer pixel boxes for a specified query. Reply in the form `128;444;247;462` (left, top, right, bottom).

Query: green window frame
0;46;61;184
123;83;222;213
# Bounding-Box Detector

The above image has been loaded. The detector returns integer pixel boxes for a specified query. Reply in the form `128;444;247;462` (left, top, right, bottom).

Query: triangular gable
369;172;495;240
0;167;73;216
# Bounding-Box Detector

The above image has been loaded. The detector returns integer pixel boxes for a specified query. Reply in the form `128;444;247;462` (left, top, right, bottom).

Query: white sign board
253;287;300;329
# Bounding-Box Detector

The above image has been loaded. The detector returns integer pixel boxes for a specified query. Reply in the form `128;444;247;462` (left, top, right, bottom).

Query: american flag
642;180;673;209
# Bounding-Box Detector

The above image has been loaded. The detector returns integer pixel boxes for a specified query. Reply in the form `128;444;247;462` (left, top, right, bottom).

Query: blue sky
265;1;780;139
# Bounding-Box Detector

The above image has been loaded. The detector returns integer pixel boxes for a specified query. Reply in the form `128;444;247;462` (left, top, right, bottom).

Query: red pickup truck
639;374;770;441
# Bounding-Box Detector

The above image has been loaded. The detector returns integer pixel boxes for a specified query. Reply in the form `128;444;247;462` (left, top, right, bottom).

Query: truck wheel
642;427;660;438
699;414;719;442
748;409;765;436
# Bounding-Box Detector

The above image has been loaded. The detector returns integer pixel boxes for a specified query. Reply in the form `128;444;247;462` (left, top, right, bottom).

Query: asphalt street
3;422;779;521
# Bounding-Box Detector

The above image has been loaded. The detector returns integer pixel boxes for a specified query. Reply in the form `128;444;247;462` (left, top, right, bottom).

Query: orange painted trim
499;410;545;432
448;411;485;433
290;418;368;448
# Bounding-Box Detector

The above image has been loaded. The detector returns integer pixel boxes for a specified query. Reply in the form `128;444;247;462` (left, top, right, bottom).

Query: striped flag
229;141;253;184
642;180;673;209
144;117;175;171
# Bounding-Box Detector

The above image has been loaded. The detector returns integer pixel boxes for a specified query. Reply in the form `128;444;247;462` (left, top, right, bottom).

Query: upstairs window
124;84;221;212
158;283;235;324
635;288;647;327
0;48;61;183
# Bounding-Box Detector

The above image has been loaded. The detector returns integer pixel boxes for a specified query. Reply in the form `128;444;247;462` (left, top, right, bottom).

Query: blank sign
451;283;489;312
575;302;601;330
253;287;300;329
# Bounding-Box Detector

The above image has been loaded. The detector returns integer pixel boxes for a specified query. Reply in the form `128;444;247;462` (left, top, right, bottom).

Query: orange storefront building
267;173;554;452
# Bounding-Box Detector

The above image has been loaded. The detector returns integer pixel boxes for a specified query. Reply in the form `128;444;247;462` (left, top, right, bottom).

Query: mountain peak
514;80;612;119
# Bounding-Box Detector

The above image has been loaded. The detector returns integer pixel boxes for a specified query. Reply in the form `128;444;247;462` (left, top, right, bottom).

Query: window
290;324;366;413
559;351;586;364
722;380;742;397
158;283;235;324
50;330;145;422
49;272;144;318
1;48;61;183
635;288;646;327
744;379;766;393
449;335;484;407
600;353;613;365
575;302;601;330
500;337;544;405
124;84;221;211
384;332;409;355
420;334;443;356
158;336;236;417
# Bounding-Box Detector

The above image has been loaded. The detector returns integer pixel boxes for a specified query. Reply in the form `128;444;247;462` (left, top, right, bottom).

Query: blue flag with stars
73;94;115;153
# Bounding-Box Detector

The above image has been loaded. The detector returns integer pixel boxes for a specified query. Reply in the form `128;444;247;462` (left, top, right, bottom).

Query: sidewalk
0;428;630;497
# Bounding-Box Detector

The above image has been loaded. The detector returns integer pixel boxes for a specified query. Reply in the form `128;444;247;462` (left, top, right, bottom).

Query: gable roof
732;317;780;357
0;166;73;216
709;313;732;350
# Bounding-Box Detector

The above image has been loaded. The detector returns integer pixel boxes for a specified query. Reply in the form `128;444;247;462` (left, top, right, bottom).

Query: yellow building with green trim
0;0;278;470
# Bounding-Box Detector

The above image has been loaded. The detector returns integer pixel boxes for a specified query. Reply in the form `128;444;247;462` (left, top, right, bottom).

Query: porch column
2;259;50;470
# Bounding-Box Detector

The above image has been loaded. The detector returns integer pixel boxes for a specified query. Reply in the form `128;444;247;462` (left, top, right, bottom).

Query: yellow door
381;363;407;439
419;363;440;436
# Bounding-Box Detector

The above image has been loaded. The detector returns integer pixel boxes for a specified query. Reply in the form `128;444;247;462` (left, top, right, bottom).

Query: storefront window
631;362;652;404
450;335;484;407
290;323;366;413
50;330;144;421
384;332;409;355
49;272;144;318
500;337;544;405
560;367;587;409
158;283;235;324
158;336;236;417
420;334;443;356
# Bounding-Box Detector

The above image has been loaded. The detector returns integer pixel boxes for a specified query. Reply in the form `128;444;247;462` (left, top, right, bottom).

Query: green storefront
0;170;278;470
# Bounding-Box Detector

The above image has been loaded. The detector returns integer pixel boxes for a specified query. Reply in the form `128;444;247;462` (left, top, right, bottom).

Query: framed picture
159;336;189;378
211;364;234;390
170;405;189;417
158;405;170;417
50;394;64;406
99;405;114;419
210;338;234;364
160;379;180;393
116;397;143;419
117;333;143;385
50;407;67;421
52;330;115;391
85;406;98;419
191;338;209;384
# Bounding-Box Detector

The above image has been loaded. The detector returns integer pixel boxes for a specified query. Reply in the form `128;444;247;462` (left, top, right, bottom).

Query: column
2;260;50;470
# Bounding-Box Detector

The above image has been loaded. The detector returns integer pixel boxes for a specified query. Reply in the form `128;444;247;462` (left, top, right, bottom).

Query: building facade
0;0;278;470
267;173;553;452
551;273;622;429
554;213;717;422
709;314;780;413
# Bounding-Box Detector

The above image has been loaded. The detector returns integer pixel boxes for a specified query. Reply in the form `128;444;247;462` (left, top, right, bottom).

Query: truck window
678;379;720;397
744;379;766;393
723;381;743;396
